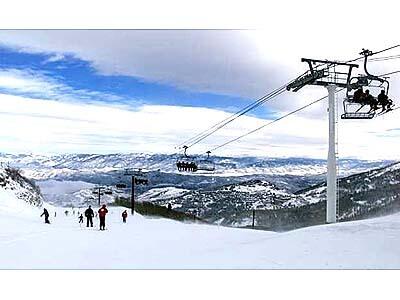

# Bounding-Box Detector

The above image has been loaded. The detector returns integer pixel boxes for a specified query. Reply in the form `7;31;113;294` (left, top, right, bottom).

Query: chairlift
115;183;127;189
176;145;198;172
195;151;215;172
341;49;395;119
115;173;128;189
131;168;149;185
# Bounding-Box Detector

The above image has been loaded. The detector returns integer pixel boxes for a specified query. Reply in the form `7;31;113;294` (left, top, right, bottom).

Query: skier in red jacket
98;204;108;231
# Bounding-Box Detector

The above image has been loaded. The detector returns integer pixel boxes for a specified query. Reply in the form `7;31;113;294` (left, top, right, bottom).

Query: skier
40;208;50;224
167;203;172;211
122;210;128;223
54;211;57;218
65;210;69;216
84;205;94;227
98;204;109;231
78;213;84;224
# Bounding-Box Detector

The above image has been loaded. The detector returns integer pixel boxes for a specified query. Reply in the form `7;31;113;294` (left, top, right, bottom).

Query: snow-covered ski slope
1;200;399;269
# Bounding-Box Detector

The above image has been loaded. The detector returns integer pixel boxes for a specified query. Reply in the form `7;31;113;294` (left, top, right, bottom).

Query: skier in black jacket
40;208;50;224
84;205;94;227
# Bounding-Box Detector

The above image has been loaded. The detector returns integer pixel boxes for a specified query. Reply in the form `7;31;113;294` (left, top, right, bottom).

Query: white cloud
43;53;65;63
1;92;400;160
0;68;134;105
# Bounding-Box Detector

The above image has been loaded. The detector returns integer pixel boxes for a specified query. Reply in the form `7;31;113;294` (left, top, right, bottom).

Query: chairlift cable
180;61;337;149
177;83;291;149
369;54;400;62
207;89;345;153
185;86;287;148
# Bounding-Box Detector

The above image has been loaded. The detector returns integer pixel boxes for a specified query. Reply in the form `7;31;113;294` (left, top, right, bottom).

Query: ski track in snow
1;205;400;269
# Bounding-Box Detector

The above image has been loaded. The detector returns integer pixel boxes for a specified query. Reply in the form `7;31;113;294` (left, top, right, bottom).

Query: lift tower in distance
287;58;358;223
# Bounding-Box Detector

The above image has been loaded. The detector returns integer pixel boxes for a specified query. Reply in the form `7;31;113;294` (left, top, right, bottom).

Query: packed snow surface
1;199;399;269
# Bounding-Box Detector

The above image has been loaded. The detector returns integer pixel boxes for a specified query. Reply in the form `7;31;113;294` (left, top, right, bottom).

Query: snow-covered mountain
0;166;44;216
144;161;400;229
1;152;392;208
0;152;391;180
297;161;400;220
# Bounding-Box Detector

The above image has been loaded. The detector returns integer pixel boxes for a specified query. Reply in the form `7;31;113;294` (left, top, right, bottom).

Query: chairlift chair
132;168;149;185
341;49;395;120
176;145;198;172
195;151;215;172
115;183;127;189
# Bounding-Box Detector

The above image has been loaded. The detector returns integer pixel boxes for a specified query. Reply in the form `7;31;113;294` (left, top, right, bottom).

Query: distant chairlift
133;168;149;185
123;168;149;185
196;151;215;172
341;49;395;120
115;174;127;189
176;145;198;172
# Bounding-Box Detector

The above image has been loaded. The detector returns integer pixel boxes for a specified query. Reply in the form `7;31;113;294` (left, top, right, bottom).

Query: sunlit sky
0;28;399;159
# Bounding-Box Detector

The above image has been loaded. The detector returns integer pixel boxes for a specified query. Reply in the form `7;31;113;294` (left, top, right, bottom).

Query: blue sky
0;45;271;116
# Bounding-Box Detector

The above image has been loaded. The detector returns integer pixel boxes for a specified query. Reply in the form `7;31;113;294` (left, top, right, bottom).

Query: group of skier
40;205;130;231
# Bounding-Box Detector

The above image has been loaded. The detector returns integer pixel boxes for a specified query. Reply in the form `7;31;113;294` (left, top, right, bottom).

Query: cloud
0;30;306;100
0;68;136;106
0;29;398;118
43;53;65;63
1;92;400;160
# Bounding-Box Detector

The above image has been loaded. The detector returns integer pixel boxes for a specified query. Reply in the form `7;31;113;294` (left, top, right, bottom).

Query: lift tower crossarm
287;59;358;92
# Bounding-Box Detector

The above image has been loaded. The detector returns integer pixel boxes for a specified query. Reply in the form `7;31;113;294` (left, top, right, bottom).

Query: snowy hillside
0;202;399;269
297;161;400;218
0;167;44;214
144;161;400;228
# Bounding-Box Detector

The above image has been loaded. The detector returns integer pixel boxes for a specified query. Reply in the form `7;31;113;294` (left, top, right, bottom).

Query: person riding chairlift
364;89;378;112
352;87;365;104
377;90;393;112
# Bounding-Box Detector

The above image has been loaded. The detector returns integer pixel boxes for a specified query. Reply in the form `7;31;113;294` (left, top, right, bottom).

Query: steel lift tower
287;59;358;223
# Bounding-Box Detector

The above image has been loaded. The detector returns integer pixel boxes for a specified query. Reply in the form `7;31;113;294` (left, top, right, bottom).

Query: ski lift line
179;57;359;149
176;65;335;149
175;67;317;149
185;86;288;149
177;83;290;149
345;45;400;63
182;62;335;149
371;44;400;56
180;57;359;149
369;54;400;62
380;70;400;77
207;88;346;153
